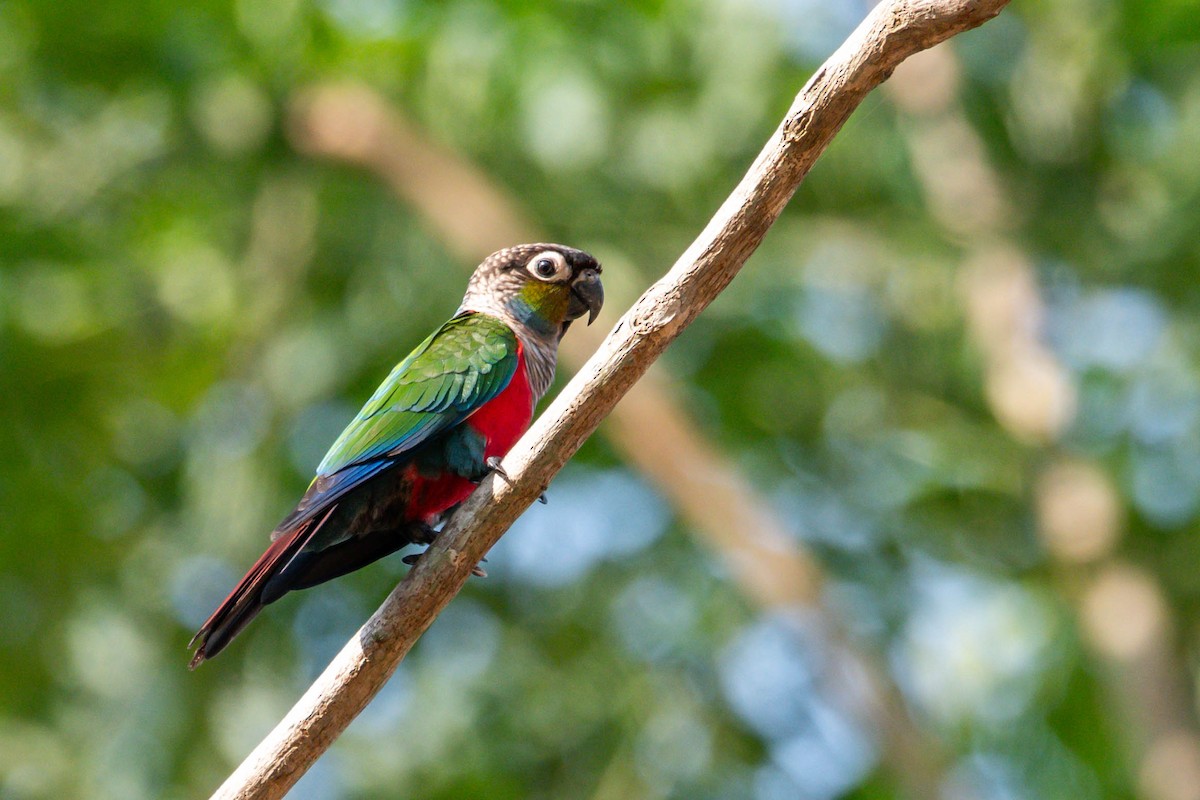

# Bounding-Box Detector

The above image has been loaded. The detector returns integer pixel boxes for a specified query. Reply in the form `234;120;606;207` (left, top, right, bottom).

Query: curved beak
568;269;604;325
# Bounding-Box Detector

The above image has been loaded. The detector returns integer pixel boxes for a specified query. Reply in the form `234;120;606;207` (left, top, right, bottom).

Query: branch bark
212;1;1010;796
286;83;937;795
287;84;824;611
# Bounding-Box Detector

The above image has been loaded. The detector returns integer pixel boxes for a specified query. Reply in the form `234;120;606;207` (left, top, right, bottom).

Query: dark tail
188;507;336;669
188;506;423;668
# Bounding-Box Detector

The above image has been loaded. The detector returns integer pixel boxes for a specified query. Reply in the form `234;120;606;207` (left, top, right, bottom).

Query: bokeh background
3;0;1200;798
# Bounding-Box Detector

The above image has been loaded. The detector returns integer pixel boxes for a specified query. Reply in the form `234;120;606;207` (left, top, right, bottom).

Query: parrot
188;243;603;668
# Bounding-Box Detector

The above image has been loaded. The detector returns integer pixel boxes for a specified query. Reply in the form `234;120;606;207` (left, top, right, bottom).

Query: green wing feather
277;312;519;531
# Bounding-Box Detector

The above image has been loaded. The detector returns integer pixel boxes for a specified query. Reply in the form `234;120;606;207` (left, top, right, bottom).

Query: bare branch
211;1;1010;797
289;83;949;796
290;86;944;800
287;84;826;609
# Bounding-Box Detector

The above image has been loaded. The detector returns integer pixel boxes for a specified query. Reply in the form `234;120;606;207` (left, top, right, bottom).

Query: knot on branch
783;106;817;145
630;288;683;338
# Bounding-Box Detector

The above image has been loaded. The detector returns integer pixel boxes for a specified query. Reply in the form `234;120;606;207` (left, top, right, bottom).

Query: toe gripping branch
406;455;552;577
402;521;487;577
485;456;547;504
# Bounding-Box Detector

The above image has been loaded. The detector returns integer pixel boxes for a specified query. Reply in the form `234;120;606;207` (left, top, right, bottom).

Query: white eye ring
526;251;567;281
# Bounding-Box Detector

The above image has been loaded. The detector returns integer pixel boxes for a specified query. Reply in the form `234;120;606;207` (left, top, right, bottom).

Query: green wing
280;312;519;530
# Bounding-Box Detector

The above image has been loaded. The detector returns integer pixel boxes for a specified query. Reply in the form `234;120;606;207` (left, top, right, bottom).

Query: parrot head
460;244;604;340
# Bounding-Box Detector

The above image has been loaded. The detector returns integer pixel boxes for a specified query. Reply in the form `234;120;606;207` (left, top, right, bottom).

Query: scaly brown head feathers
460;244;603;340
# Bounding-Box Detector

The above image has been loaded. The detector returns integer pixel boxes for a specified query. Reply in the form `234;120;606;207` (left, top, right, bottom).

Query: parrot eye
526;251;567;281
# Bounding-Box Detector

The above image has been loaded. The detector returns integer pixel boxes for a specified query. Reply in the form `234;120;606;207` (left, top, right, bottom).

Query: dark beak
567;270;604;325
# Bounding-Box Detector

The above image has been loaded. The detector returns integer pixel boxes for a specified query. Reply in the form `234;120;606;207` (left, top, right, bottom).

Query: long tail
188;506;336;669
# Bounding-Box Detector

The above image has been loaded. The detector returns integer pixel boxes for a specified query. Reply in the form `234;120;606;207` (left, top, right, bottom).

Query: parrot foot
412;521;439;545
485;456;510;481
402;548;488;578
485;456;548;504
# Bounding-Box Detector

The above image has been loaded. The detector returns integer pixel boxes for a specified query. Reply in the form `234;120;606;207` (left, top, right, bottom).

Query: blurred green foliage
3;0;1200;799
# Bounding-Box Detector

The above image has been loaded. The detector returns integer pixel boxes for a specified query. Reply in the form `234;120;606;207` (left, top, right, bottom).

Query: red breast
405;345;535;522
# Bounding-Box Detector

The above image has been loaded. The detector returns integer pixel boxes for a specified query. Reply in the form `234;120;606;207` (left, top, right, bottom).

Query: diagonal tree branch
286;83;825;611
211;1;1010;797
287;81;942;795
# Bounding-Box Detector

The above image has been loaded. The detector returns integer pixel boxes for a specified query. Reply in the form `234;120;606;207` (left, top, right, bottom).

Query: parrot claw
485;456;547;503
485;456;510;483
402;548;488;578
412;521;439;545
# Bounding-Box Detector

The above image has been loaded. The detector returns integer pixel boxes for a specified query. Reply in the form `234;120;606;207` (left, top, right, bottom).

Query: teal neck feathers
458;274;567;400
505;282;567;339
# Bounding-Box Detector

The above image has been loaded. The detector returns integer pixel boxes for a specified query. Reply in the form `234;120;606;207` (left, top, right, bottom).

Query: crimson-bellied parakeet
189;244;603;667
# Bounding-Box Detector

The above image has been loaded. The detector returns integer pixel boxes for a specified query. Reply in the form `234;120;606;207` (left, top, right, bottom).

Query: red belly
406;350;534;522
